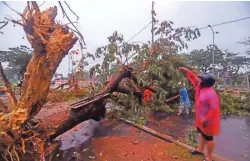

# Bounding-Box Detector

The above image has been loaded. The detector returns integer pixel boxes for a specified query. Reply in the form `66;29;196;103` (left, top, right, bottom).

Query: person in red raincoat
143;89;152;103
143;85;156;104
179;67;220;161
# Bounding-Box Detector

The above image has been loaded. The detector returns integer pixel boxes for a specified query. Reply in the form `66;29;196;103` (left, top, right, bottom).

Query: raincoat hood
197;73;215;88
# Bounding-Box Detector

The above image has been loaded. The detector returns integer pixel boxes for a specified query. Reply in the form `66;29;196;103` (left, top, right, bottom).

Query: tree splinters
0;1;78;160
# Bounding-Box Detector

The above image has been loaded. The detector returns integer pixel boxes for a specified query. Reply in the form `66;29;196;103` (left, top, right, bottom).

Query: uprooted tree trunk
0;2;77;160
47;66;158;143
48;67;141;141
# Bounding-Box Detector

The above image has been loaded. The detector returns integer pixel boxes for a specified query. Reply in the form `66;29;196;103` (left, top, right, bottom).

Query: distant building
213;67;250;89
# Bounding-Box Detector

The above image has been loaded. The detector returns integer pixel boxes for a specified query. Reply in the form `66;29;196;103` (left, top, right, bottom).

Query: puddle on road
52;119;141;161
47;110;250;161
214;116;250;161
146;112;195;140
147;112;250;161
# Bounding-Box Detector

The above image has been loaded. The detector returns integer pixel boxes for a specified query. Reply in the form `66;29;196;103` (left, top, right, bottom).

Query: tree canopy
89;20;201;98
0;45;32;82
239;36;250;55
183;44;250;86
184;45;224;73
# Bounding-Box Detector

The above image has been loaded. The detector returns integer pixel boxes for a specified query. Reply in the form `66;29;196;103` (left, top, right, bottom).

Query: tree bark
100;68;133;94
0;2;77;154
48;70;158;141
48;94;109;141
144;86;157;93
48;68;135;141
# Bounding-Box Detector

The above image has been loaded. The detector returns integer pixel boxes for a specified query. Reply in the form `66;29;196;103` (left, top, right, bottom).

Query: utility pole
151;1;155;44
247;74;250;89
208;25;219;76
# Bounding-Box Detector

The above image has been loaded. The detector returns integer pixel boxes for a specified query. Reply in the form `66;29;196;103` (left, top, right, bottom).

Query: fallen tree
48;65;156;141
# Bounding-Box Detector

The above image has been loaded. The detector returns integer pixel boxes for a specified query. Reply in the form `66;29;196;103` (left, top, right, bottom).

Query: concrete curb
121;118;233;161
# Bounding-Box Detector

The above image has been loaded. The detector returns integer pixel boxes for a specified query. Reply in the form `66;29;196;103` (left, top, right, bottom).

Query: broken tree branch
127;78;142;94
165;87;193;103
165;94;180;103
48;94;108;141
64;1;79;21
100;68;133;93
0;21;8;30
39;1;45;7
50;82;69;92
48;68;136;141
2;2;23;17
31;1;40;13
58;1;86;46
115;85;134;94
4;17;24;26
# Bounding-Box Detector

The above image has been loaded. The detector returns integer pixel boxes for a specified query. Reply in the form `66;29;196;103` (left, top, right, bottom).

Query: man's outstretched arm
179;67;200;88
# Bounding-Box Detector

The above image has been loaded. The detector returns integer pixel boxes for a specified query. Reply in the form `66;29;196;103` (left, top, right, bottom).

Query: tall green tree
185;45;224;73
0;45;32;82
222;51;250;84
186;44;250;85
239;36;250;55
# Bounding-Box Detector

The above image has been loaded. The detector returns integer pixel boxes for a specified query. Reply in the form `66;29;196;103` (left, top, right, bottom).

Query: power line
94;16;250;66
126;21;152;43
198;16;250;30
128;16;250;43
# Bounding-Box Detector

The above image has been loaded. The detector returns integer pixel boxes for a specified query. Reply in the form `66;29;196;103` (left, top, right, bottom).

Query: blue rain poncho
179;87;191;108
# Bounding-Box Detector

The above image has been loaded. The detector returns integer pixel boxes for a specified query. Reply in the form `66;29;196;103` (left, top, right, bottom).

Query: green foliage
109;91;177;124
238;36;250;55
121;109;147;125
90;31;141;82
90;19;201;85
220;92;249;115
130;20;201;99
155;21;200;53
89;17;201;119
185;44;250;85
47;89;89;103
222;51;250;81
0;45;32;82
184;126;199;147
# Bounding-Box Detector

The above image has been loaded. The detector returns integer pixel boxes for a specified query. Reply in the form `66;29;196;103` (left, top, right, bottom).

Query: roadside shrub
47;89;89;103
220;92;249;115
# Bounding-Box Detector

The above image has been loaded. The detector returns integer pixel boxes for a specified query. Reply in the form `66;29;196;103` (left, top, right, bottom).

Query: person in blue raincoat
177;82;191;115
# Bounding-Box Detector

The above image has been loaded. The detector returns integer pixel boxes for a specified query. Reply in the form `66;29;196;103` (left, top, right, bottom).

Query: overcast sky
0;1;250;76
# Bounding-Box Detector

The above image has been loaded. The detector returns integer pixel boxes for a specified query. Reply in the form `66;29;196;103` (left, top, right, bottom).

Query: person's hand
179;67;189;73
202;120;209;128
